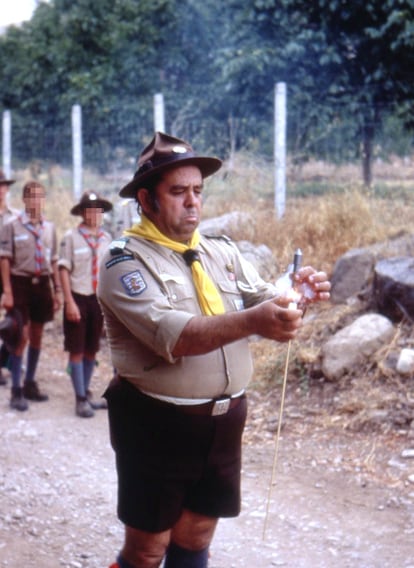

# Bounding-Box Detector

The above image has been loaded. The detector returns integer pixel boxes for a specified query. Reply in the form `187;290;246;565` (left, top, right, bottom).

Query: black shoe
87;390;107;410
23;380;49;402
10;387;28;411
76;398;95;418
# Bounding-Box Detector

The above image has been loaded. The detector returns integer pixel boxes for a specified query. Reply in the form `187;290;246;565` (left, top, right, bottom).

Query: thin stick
262;339;292;540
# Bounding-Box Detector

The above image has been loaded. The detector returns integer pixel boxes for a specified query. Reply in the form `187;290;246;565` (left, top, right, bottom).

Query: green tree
218;0;414;185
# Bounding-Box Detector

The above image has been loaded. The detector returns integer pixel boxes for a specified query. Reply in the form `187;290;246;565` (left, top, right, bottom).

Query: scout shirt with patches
0;213;58;276
58;226;112;295
0;206;19;232
98;233;278;399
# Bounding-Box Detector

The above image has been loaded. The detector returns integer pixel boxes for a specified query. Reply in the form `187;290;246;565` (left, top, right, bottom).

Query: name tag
74;247;90;255
14;234;29;242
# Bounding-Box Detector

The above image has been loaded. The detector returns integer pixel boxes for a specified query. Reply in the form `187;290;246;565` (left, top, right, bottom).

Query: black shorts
11;275;54;325
104;377;248;533
63;293;103;354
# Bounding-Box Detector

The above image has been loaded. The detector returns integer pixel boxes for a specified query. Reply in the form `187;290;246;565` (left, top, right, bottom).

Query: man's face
82;206;104;228
0;183;10;202
146;165;203;243
23;186;45;218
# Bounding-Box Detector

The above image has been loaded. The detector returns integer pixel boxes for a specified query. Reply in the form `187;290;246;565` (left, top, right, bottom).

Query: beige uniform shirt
98;233;277;399
0;206;19;232
58;226;112;295
0;213;58;276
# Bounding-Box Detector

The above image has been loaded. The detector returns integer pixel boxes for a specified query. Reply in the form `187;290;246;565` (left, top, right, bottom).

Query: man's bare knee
122;525;170;568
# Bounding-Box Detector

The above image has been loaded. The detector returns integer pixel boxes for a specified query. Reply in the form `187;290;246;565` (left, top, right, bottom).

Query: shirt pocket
160;274;196;306
216;280;245;312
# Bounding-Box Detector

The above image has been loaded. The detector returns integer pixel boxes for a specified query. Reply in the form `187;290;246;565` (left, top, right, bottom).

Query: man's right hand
250;298;302;343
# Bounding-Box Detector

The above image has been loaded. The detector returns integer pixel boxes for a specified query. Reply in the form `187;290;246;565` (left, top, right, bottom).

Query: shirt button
172;294;177;300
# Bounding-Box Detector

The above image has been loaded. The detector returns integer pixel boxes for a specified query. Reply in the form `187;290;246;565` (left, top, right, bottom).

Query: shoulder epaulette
109;236;130;255
203;234;232;243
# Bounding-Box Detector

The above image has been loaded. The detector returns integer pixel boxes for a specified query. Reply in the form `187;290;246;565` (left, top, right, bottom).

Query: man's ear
137;188;150;214
137;187;159;214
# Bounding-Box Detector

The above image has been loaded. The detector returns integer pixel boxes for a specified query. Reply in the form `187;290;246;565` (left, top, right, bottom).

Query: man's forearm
171;299;302;357
172;309;255;357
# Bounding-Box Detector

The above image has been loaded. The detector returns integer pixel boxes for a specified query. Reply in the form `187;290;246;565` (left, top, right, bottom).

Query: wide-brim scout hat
0;170;16;186
0;308;23;351
119;131;222;198
70;191;113;216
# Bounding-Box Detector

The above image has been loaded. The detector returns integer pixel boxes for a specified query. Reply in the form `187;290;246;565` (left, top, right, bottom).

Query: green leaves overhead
0;0;413;181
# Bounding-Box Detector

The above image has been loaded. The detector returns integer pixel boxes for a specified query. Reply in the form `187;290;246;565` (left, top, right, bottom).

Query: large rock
321;313;394;381
330;233;414;304
200;211;277;280
199;211;255;241
235;240;277;281
330;248;375;303
373;257;414;321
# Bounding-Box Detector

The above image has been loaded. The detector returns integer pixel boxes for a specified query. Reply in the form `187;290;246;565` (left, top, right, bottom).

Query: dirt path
1;327;414;568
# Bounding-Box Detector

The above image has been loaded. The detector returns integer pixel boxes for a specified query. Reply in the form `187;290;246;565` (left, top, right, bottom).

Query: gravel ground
1;327;414;568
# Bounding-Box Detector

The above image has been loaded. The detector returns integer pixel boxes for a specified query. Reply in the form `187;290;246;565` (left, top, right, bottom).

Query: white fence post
2;110;12;178
274;82;287;218
72;104;83;200
154;93;165;133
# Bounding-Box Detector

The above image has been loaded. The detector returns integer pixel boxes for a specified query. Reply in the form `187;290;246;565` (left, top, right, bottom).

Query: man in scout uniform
98;132;331;568
58;190;112;418
0;170;19;385
0;180;61;411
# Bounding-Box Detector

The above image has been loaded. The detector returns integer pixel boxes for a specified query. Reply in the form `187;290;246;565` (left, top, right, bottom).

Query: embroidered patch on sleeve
120;270;147;296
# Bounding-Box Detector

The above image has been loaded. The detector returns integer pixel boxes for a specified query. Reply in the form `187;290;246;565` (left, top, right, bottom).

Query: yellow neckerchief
125;216;225;315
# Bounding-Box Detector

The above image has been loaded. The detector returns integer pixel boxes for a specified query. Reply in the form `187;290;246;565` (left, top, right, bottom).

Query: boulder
321;313;394;381
396;348;414;375
199;211;255;241
373;257;414;321
330;233;414;304
330;248;375;303
235;240;277;281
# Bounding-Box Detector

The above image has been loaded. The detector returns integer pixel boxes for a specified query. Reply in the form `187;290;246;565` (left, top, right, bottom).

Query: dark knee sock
9;354;23;389
69;361;85;398
83;357;95;392
164;542;209;568
25;346;40;383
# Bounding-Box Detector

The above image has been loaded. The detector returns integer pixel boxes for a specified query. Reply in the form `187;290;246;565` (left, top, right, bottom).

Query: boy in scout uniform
0;170;19;385
99;133;331;568
0;181;61;411
58;191;112;418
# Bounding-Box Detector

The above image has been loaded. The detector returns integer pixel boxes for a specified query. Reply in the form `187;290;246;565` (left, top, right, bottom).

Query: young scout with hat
0;180;62;411
58;190;113;418
98;132;331;568
0;170;19;386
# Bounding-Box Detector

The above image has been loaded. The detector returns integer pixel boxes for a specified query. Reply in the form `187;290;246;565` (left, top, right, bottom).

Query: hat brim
0;180;15;186
71;200;113;216
119;156;222;198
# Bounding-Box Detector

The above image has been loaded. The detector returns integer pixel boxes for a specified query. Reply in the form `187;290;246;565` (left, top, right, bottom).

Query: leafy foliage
0;0;413;179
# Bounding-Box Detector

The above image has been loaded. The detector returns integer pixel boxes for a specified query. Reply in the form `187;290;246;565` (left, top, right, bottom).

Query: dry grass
9;153;414;433
204;153;414;275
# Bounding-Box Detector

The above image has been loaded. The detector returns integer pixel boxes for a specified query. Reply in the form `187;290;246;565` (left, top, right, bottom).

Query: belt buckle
212;397;231;416
31;277;40;284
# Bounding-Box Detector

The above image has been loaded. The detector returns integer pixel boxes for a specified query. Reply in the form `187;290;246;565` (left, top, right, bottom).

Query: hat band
136;151;196;178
